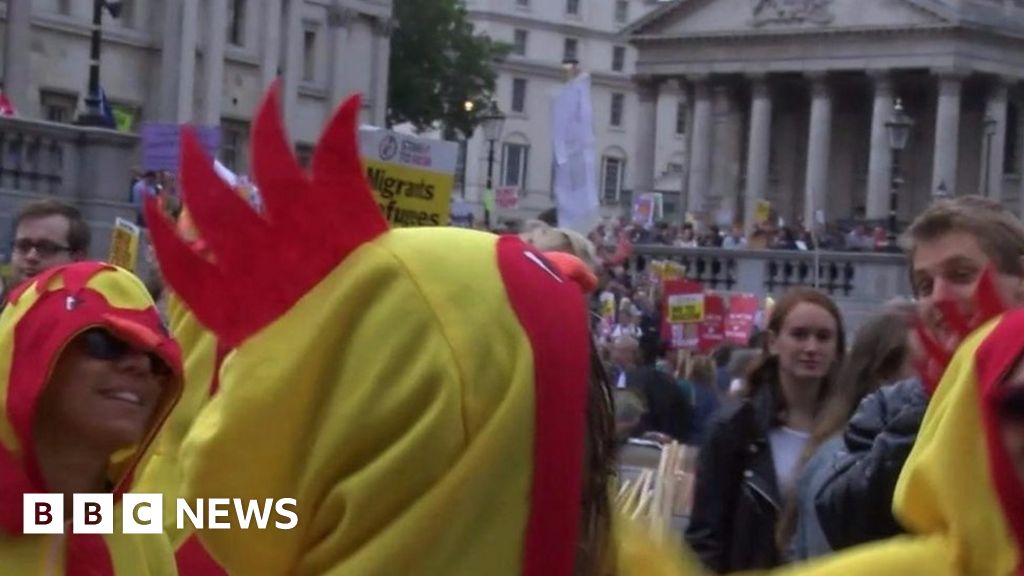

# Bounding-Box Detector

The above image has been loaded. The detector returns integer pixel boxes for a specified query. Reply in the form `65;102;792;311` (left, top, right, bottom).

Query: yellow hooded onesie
144;82;711;576
0;262;183;575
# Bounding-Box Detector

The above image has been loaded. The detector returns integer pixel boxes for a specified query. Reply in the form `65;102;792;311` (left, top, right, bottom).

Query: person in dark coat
685;288;845;573
609;335;692;442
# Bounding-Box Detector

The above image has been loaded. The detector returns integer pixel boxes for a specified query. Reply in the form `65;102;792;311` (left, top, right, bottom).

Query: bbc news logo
23;494;298;534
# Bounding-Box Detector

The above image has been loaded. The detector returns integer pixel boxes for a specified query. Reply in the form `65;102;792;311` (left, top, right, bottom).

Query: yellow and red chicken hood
145;82;611;576
0;262;183;575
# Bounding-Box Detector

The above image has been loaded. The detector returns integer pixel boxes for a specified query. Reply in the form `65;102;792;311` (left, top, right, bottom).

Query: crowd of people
1;84;1023;576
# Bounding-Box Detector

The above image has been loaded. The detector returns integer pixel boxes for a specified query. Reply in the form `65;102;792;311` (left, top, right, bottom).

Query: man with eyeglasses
9;199;91;286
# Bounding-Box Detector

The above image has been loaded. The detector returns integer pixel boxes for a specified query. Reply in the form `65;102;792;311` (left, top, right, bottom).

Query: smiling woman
0;261;183;576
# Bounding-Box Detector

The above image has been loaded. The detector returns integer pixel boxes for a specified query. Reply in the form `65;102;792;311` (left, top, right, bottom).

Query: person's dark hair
711;343;736;369
14;199;91;255
577;337;616;575
537;207;558;227
775;303;916;550
742;287;847;416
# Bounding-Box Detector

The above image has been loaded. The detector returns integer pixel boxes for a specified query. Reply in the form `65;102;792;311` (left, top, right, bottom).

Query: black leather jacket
814;378;928;550
685;381;785;573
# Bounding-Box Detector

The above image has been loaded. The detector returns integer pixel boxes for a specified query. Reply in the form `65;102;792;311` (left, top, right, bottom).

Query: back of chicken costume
144;83;708;576
0;262;182;575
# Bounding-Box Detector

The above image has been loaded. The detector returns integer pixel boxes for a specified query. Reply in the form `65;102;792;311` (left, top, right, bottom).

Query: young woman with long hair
685;287;846;572
777;303;917;561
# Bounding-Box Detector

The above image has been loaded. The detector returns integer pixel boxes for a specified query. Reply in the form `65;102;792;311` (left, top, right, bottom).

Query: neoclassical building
628;0;1024;228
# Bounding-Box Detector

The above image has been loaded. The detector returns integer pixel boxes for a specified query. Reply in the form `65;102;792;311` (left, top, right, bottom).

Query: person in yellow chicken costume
143;81;706;576
0;262;183;575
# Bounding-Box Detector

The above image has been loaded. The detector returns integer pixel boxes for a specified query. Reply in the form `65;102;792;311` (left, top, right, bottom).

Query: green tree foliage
388;0;510;140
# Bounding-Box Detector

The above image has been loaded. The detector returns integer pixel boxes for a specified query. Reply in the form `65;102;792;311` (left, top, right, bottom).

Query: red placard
725;294;760;345
699;293;726;353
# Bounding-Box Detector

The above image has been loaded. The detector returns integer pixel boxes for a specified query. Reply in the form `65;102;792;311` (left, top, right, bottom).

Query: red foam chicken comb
145;82;388;347
914;264;1008;394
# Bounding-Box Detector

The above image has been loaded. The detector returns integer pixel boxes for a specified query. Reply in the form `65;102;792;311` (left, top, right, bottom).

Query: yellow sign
359;128;459;228
668;293;704;324
754;200;772;225
599;291;616;320
108;217;141;272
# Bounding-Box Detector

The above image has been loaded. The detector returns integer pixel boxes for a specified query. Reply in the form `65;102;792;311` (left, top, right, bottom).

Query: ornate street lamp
885;99;914;245
479;101;506;229
77;0;123;127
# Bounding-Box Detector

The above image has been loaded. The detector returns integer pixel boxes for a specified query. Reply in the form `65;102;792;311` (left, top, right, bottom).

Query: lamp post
885;99;914;246
479;101;506;230
982;113;998;198
459;99;474;199
77;0;122;127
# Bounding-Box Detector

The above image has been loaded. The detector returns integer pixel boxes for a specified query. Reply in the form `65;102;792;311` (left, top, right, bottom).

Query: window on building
563;38;579;63
1006;102;1020;175
615;0;629;23
502;143;530;188
57;0;72;16
220;120;250;172
611;46;626;72
602;156;625;202
511;78;527;113
303;28;317;82
676;100;687;135
513;29;528;56
566;0;580;15
227;0;247;47
40;91;78;124
610;93;625;127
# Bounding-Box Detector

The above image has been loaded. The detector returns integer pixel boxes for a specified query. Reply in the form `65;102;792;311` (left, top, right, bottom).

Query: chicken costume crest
145;83;601;575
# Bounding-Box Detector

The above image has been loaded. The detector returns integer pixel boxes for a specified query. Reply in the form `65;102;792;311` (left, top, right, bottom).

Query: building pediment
628;0;954;38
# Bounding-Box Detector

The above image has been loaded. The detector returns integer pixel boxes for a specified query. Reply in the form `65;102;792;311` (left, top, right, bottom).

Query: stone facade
0;0;392;259
628;0;1024;227
0;0;393;173
462;0;688;225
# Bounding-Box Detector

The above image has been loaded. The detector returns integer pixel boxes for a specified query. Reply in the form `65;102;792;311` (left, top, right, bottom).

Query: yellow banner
755;200;772;225
108;217;141;272
667;293;704;324
364;160;454;227
359;128;459;228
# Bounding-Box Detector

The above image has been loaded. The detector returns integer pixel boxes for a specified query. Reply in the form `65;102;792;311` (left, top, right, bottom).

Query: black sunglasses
80;329;171;376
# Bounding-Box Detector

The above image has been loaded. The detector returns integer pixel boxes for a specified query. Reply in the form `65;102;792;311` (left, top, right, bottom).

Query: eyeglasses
12;238;71;258
80;329;171;376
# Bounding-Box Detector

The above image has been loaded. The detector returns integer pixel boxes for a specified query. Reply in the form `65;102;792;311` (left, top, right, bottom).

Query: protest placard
359;128;459;228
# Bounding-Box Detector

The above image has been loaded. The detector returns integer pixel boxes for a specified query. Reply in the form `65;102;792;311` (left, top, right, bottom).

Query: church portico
628;0;1024;227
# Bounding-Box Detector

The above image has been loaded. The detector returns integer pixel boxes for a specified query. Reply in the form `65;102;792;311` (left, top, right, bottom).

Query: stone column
328;6;356;108
931;71;965;197
281;0;303;121
686;75;713;216
865;71;894;219
804;73;833;228
157;0;183;121
2;0;32;114
261;0;283;89
176;0;199;123
370;16;394;126
983;76;1010;200
633;76;660;195
202;0;228;126
744;73;772;229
